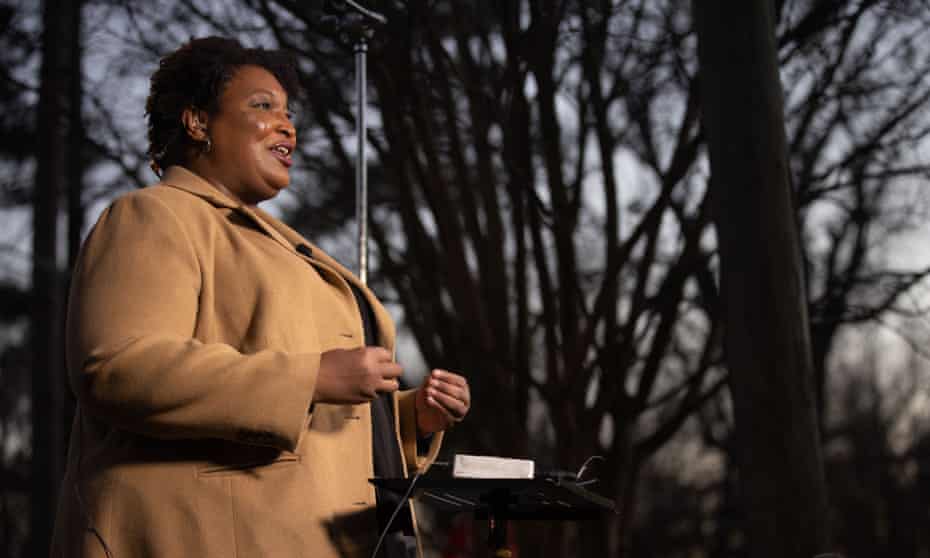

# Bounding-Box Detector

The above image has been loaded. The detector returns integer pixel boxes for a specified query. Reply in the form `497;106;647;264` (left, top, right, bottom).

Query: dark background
1;1;929;556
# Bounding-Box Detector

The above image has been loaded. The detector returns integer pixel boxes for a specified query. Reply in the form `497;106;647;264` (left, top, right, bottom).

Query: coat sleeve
66;192;318;451
395;389;444;474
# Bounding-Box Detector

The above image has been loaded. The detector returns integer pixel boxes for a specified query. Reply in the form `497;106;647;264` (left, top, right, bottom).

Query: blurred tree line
1;0;929;556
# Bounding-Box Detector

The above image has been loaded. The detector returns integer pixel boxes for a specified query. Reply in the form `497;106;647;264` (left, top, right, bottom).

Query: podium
370;475;617;557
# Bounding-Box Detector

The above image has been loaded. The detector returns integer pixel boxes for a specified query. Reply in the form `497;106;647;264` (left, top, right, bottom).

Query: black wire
370;470;423;558
73;419;115;558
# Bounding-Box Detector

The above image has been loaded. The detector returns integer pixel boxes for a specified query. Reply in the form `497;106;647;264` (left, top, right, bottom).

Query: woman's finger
430;369;467;387
426;388;468;420
428;370;469;398
428;380;469;407
380;362;403;379
379;377;400;393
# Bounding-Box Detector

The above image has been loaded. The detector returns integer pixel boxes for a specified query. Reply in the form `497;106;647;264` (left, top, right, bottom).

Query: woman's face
189;65;296;206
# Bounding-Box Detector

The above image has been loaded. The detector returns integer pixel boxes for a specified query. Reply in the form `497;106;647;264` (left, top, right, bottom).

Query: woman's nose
277;116;296;139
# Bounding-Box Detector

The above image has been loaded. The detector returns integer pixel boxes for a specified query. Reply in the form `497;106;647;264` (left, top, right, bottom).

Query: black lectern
370;475;617;557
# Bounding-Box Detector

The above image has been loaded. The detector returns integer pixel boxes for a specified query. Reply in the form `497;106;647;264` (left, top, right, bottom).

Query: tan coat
51;166;441;557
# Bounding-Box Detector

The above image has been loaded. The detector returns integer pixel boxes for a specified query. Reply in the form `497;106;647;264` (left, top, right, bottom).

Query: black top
347;284;416;557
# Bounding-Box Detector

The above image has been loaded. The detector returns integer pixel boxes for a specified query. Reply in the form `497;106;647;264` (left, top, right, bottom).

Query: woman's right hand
313;347;403;404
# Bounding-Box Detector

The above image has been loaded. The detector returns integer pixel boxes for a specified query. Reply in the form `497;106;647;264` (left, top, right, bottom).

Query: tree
29;0;82;554
693;1;833;555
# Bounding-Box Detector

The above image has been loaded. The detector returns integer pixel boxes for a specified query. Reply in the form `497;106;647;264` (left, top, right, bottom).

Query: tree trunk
30;0;80;552
64;0;83;471
67;0;85;272
693;2;833;557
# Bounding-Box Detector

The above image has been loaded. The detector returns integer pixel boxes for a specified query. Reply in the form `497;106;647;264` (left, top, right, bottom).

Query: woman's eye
254;101;272;110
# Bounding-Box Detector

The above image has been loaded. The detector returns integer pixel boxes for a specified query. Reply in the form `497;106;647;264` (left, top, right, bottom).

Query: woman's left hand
415;369;470;435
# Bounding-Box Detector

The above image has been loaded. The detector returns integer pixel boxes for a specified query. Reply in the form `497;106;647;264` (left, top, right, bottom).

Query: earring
203;136;212;154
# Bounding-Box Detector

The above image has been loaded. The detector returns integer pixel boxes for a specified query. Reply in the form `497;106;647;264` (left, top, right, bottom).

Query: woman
52;36;470;557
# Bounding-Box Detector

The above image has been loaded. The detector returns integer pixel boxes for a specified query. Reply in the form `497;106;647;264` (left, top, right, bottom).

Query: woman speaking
51;37;469;557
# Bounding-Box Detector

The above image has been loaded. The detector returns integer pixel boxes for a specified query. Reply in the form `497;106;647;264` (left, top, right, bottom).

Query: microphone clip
321;0;387;44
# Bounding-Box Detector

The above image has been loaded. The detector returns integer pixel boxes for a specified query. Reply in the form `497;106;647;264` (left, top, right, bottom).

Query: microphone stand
324;0;387;286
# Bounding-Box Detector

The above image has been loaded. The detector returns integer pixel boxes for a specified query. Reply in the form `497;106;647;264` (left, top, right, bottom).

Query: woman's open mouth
270;143;294;167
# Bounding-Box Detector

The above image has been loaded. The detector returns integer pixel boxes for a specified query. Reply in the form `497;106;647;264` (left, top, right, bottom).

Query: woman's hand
415;369;470;435
314;347;403;404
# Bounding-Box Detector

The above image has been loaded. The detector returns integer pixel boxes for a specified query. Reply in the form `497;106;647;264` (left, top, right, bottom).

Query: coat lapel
159;166;297;255
157;166;397;351
251;206;398;352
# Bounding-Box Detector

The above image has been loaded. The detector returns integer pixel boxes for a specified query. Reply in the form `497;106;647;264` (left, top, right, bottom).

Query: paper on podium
452;454;535;479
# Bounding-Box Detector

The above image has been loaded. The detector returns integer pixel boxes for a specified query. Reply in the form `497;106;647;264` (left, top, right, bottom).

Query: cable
73;483;114;558
73;418;115;558
370;470;423;558
575;455;605;482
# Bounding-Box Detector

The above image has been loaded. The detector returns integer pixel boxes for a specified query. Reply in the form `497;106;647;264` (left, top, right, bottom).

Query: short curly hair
145;36;300;175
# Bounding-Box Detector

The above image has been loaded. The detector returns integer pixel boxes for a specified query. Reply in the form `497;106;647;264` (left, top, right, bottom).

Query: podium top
369;476;617;521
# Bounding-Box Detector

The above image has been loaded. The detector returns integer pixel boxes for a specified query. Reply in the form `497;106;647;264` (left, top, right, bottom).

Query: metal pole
325;0;384;285
355;36;368;286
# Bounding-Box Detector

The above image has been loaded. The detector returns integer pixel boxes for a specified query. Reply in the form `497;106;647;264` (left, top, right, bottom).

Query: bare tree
29;0;82;554
694;1;831;556
54;0;930;555
826;334;930;557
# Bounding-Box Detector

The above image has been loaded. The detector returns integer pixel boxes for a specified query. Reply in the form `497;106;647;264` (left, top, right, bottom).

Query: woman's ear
181;107;210;141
